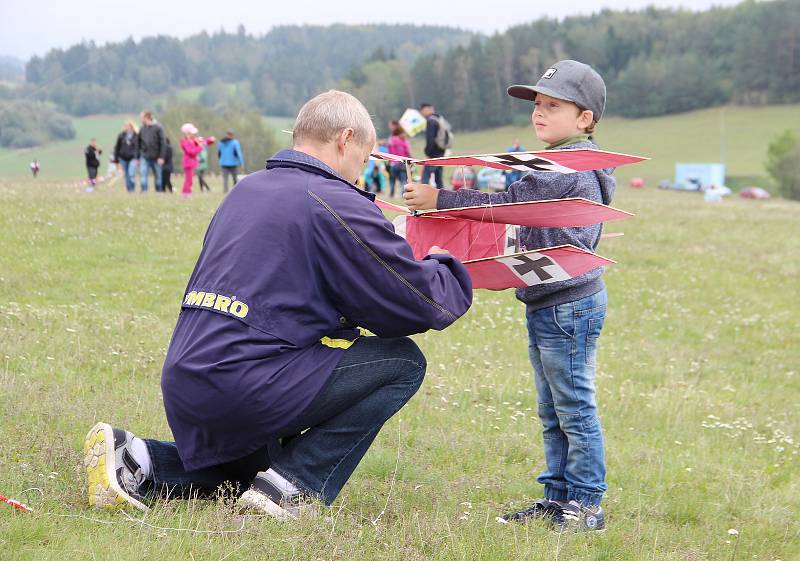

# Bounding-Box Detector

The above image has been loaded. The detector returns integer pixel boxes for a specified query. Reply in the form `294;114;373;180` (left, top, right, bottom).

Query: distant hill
21;24;476;117
8;0;800;131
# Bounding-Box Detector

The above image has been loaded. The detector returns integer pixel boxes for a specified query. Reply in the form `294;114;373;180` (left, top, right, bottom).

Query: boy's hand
403;183;439;211
427;245;450;255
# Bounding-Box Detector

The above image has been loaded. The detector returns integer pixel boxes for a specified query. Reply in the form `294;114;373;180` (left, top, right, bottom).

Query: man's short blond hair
293;90;375;147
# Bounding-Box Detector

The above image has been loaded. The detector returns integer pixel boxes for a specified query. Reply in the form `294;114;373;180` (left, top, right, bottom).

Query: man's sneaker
500;498;561;523
237;472;314;521
551;500;605;533
83;422;148;511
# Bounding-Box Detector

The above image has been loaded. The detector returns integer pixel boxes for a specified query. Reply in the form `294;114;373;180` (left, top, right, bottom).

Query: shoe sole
83;422;148;512
553;525;607;534
237;489;297;521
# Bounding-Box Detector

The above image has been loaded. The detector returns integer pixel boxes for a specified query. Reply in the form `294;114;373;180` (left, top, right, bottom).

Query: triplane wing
371;148;647;173
387;198;632;290
414;198;632;228
463;246;615;290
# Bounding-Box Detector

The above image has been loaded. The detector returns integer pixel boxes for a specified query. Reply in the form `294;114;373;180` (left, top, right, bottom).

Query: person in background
419;102;451;189
386;119;411;198
180;123;204;197
85;138;102;191
113;120;140;193
196;142;211;192
505;138;526;190
217;130;245;193
162;138;174;193
30;160;40;178
139;111;167;193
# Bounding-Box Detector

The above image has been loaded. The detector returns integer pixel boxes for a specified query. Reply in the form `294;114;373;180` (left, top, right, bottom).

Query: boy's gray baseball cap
507;60;606;121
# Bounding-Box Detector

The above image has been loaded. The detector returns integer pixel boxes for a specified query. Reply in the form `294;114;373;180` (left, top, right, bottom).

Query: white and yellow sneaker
237;471;316;521
83;422;149;511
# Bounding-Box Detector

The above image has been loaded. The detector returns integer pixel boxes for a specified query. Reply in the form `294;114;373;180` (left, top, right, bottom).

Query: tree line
406;0;800;129
18;24;472;117
5;1;800;134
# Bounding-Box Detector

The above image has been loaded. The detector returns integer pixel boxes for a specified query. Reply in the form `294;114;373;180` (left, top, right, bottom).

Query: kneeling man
84;90;472;519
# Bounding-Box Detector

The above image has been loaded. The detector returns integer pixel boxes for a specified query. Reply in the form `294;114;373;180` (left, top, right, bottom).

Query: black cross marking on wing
488;154;567;172
511;254;556;281
506;227;520;252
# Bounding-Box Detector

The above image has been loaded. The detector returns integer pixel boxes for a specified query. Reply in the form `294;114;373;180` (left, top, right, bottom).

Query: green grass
0;114;129;180
1;172;798;559
0;111;293;181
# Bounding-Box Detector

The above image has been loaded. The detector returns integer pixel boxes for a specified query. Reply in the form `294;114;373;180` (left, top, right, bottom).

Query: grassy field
0;115;125;181
1;162;798;559
0;112;293;181
2;103;800;188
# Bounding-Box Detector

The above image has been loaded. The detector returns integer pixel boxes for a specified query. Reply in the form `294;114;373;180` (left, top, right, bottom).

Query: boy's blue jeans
141;337;425;506
526;289;607;507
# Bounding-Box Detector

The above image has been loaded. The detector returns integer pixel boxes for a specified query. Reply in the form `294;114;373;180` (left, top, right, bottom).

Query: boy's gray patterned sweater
435;140;616;310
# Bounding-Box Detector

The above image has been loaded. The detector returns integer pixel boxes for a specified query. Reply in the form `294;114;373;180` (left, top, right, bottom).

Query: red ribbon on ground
0;494;33;512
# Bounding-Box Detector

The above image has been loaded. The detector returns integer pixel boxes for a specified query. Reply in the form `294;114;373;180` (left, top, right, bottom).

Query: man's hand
157;158;165;166
427;245;450;255
403;182;439;211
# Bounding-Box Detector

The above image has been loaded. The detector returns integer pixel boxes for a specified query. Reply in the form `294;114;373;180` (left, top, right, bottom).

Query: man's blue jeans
141;336;426;505
526;289;608;507
119;159;137;192
140;158;162;192
421;165;443;188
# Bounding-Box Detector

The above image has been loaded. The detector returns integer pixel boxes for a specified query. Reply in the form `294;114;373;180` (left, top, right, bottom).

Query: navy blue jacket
161;149;472;470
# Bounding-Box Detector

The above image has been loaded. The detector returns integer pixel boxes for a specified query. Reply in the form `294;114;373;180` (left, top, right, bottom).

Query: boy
404;60;613;532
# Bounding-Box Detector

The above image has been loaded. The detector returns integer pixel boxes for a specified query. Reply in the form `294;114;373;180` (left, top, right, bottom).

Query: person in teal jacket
217;130;245;193
196;144;211;192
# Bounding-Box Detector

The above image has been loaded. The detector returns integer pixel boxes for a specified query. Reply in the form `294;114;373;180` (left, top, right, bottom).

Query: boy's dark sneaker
237;471;315;521
83;422;149;511
500;498;561;523
552;500;605;533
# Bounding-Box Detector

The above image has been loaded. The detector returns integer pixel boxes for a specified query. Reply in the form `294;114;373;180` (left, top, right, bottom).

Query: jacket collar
266;149;376;202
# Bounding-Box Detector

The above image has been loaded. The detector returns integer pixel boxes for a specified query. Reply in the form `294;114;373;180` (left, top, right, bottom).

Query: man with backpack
419;103;453;189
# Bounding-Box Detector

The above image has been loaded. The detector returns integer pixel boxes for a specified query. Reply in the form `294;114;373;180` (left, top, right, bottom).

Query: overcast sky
1;0;744;61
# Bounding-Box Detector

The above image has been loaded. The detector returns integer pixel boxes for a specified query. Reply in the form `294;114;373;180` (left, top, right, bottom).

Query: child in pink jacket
180;123;204;195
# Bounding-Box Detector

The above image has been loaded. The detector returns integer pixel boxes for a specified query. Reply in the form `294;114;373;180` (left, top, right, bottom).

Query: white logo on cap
542;68;557;79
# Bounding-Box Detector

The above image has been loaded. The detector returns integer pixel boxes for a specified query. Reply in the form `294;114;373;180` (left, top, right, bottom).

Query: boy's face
531;93;593;145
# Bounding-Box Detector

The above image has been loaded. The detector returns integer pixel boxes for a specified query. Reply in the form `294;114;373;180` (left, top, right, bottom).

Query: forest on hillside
1;0;798;137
